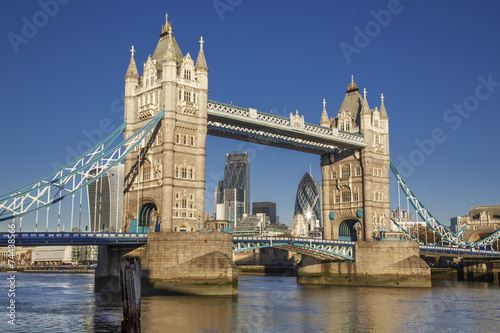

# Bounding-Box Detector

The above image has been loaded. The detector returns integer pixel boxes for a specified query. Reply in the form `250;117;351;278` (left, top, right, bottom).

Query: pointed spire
125;45;139;79
195;36;208;71
161;13;172;35
347;75;358;93
380;93;388;119
361;87;370;114
319;98;329;127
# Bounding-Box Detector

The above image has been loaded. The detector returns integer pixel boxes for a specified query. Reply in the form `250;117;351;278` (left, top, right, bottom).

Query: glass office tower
294;172;322;230
222;152;249;226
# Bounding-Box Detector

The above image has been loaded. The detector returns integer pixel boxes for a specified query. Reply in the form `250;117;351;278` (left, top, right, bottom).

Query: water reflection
1;273;500;332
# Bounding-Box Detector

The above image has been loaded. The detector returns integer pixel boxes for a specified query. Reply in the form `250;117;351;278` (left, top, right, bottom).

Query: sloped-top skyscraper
218;151;250;226
294;172;322;231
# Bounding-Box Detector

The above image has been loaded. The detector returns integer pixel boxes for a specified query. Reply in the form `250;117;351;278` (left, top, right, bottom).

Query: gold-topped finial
347;75;358;92
161;13;172;34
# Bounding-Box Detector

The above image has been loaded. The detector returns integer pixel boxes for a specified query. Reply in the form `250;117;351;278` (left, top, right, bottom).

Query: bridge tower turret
122;14;208;233
321;77;391;241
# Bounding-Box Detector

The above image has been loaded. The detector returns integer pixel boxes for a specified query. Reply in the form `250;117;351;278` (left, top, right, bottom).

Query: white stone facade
321;79;391;240
123;16;208;232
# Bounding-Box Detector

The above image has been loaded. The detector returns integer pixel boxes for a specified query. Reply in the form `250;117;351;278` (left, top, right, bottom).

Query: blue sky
1;0;499;230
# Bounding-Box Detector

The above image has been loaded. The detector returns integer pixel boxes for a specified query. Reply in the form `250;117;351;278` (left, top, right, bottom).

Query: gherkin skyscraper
294;173;322;230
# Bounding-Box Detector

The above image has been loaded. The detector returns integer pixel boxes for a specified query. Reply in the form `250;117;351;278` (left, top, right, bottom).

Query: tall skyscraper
221;152;250;226
87;164;124;232
294;172;322;231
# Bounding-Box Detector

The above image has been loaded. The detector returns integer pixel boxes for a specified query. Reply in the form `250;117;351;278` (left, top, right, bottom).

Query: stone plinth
297;241;431;287
95;232;238;296
139;232;237;295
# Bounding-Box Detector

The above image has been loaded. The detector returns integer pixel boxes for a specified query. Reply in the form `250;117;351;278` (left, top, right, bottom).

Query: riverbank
0;266;95;274
237;265;296;276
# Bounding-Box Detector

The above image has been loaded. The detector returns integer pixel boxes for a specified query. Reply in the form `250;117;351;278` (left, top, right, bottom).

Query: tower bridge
2;14;500;293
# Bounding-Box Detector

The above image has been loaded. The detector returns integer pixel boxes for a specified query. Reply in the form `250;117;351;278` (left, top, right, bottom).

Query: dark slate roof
152;32;184;68
468;205;500;218
336;90;362;127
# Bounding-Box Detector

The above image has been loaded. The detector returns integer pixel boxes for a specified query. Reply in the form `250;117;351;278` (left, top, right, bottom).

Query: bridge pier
95;245;141;296
95;233;237;296
297;241;431;287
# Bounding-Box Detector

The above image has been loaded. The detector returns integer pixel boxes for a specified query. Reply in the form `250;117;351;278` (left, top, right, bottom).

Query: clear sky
1;0;499;230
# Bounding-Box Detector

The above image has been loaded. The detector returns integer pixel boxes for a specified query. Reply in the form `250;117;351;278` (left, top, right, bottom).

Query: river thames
1;272;500;332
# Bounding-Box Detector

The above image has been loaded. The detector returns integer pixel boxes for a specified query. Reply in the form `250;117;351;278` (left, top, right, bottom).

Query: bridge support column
95;233;238;296
95;245;142;296
297;241;431;287
140;232;237;295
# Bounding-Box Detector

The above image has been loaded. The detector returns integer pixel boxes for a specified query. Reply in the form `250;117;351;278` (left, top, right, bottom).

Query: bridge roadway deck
1;233;500;259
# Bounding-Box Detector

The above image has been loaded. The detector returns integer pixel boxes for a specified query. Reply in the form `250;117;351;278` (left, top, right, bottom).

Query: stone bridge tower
123;15;208;233
320;77;390;241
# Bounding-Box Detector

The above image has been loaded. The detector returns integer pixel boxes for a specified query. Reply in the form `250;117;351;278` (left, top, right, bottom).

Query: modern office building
233;213;269;236
390;208;414;223
294;172;322;232
253;202;277;224
87;164;124;232
216;152;250;226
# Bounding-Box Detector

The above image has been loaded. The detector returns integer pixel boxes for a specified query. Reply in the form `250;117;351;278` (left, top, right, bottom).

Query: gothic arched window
342;164;350;178
142;159;151;181
342;188;351;202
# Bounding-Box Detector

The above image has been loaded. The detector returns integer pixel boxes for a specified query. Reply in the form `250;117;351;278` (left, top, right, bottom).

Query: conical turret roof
380;93;388;119
195;36;208;71
125;45;139;79
319;99;329;127
152;14;183;68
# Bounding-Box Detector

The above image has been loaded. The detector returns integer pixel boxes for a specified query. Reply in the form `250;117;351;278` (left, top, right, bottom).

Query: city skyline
1;1;500;231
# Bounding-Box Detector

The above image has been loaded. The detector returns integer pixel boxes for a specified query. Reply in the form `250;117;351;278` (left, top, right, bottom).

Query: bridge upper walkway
207;100;367;154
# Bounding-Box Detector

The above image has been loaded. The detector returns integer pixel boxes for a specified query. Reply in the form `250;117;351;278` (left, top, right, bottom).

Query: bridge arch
466;231;495;245
339;219;361;241
138;202;157;232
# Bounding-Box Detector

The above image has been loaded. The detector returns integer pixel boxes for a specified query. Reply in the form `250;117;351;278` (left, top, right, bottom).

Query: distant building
233;213;269;236
450;216;462;233
252;202;277;224
294;173;322;232
32;246;73;265
72;246;98;265
0;247;34;266
263;223;289;236
390;208;426;232
456;205;500;242
291;214;308;237
391;208;414;223
203;220;230;232
216;152;250;226
87;164;124;232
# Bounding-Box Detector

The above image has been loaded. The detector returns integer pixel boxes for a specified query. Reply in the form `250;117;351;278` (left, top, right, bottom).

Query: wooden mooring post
120;257;141;333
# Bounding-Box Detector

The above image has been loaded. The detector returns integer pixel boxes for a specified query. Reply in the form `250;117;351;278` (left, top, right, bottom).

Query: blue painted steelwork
232;236;355;261
391;218;424;244
0;110;164;222
390;161;500;248
0;232;148;246
419;244;500;258
3;232;500;259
